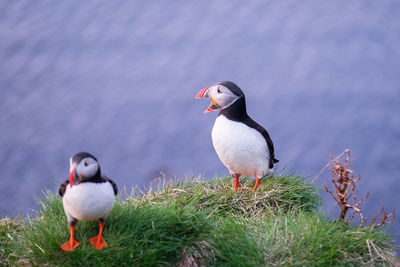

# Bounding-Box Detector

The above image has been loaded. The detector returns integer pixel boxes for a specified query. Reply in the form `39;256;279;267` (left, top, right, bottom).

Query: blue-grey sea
1;1;399;247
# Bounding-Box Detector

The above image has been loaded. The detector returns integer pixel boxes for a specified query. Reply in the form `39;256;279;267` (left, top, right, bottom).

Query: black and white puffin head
196;81;244;114
69;152;100;186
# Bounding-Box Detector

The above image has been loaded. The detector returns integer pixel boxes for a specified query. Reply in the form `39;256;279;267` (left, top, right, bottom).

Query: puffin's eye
217;88;222;94
84;161;88;167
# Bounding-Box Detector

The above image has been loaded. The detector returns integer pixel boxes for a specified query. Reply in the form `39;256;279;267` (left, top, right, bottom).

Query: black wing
244;117;279;169
102;175;118;195
218;96;279;169
59;179;69;197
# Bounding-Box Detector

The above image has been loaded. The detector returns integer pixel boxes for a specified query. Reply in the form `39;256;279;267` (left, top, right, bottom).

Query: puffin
59;152;117;251
196;81;279;191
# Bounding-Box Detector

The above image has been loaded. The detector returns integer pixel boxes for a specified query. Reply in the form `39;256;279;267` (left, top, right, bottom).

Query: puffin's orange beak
196;87;211;98
196;87;219;114
69;168;75;187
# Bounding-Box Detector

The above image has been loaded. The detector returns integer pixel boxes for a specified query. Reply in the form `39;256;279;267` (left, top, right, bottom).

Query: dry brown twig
318;149;395;227
370;207;396;229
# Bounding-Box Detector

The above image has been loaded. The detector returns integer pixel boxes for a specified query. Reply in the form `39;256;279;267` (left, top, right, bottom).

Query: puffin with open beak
196;81;279;191
59;152;117;251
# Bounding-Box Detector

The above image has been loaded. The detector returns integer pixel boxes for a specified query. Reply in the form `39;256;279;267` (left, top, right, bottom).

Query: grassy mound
1;174;398;266
130;174;319;216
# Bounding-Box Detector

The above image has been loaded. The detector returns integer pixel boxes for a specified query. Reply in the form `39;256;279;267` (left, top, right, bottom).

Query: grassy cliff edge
1;174;398;266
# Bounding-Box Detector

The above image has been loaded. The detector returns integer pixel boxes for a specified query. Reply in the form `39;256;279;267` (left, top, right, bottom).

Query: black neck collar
218;95;248;121
76;168;104;184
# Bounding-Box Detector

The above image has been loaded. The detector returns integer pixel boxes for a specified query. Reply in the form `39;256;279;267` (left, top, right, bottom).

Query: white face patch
209;85;240;110
69;157;73;173
75;157;99;179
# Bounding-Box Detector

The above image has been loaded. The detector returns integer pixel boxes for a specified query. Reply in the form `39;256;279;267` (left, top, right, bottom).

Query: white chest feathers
212;115;270;177
63;182;115;221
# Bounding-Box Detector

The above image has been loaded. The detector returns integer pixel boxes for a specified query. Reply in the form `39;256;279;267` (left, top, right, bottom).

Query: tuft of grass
2;173;398;266
8;191;215;266
0;216;26;266
211;213;398;266
131;173;320;217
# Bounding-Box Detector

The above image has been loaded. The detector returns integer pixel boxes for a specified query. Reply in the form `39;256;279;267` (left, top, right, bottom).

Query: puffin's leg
89;219;107;250
233;174;240;192
61;219;80;251
252;177;261;191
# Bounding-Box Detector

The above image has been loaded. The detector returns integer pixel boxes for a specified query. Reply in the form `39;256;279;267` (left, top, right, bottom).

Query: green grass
130;173;320;216
1;173;398;266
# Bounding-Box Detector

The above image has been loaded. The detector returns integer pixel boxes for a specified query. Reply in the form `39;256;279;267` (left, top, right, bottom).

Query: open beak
196;86;220;114
69;168;75;188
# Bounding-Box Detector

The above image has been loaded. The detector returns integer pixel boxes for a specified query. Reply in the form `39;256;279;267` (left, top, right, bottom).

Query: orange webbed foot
89;235;107;250
60;239;80;251
89;221;107;250
61;226;80;251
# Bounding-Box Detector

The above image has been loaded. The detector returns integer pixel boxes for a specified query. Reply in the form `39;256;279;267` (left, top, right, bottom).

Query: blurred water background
0;1;399;247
